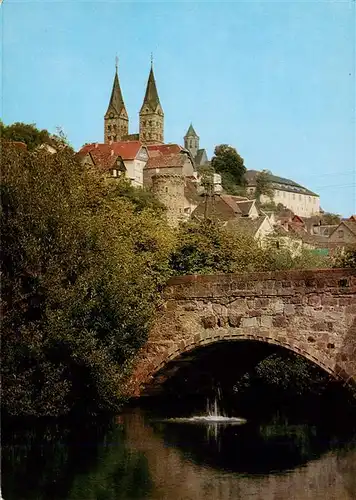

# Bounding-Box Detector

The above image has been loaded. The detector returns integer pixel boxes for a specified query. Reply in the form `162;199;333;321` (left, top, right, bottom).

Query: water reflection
2;409;356;500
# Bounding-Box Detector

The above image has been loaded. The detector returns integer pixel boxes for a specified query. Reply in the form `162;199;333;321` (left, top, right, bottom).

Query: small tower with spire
139;57;164;145
184;124;199;158
104;58;129;143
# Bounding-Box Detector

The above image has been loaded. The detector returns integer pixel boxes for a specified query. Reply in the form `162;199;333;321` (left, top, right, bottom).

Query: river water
2;406;356;500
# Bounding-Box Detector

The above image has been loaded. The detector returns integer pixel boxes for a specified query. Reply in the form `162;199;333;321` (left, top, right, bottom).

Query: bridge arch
126;269;356;397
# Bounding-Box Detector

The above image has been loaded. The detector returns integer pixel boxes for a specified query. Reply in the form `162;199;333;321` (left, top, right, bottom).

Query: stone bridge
126;268;356;397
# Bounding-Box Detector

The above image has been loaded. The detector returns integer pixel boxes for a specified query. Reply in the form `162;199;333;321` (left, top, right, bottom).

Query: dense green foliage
170;220;330;275
234;352;328;398
332;248;356;268
211;144;246;194
322;212;341;225
1;142;173;416
255;169;274;202
0;121;69;151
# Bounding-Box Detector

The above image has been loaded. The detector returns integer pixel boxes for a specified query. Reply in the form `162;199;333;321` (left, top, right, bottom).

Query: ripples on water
2;407;356;500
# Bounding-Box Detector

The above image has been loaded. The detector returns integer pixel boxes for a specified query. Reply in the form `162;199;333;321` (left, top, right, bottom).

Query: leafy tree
170;220;265;275
1;141;174;417
211;144;246;194
0;121;70;151
322;212;341;225
170;220;330;276
255;169;274;202
234;352;330;399
332;248;356;268
112;177;166;214
197;164;215;194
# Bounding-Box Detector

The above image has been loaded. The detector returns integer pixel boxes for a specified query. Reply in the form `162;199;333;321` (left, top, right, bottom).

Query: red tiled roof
79;141;144;161
3;140;28;150
146;144;187;155
145;152;189;169
220;195;243;215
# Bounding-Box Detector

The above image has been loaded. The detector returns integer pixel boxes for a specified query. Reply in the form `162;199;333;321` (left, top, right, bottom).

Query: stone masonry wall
125;268;356;397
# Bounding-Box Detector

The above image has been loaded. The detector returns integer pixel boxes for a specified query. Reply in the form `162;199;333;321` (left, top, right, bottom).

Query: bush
170;220;330;276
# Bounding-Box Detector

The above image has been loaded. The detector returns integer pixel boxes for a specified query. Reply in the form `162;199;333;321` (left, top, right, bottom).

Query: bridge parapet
164;269;356;300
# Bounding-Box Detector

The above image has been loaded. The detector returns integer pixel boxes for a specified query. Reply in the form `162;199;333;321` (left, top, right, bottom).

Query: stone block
272;315;288;327
229;298;247;312
308;294;321;307
321;296;338;306
228;314;242;327
255;298;270;308
259;315;273;327
290;295;303;305
241;317;258;328
218;316;228;327
270;299;284;314
312;321;328;331
249;309;262;317
201;315;217;329
284;304;295;316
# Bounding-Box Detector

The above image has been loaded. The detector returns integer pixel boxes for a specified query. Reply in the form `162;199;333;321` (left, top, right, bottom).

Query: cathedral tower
104;61;129;143
139;61;164;145
184;124;199;158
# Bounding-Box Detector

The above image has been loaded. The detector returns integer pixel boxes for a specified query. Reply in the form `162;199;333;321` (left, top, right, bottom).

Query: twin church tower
104;59;203;162
104;60;164;145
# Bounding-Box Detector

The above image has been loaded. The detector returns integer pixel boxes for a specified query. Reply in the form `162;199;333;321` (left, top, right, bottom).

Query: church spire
184;123;198;139
139;59;164;145
140;63;161;113
184;123;199;158
106;61;127;116
104;60;129;143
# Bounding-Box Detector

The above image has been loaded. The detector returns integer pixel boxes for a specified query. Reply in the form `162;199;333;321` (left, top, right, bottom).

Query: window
338;230;344;239
165;187;168;193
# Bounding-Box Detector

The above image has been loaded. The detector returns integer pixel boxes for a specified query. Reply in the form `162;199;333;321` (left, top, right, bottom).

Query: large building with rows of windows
245;170;320;217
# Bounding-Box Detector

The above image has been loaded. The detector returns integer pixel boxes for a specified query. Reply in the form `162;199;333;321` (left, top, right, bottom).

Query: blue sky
1;0;355;216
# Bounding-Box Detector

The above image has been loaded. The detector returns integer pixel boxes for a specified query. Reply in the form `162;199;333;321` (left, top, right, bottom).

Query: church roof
184;123;198;138
79;141;145;167
141;66;162;112
106;69;127;116
146;144;187;156
145;152;190;169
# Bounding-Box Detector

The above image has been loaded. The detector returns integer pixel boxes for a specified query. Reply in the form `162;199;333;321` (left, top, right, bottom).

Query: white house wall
259;189;320;217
